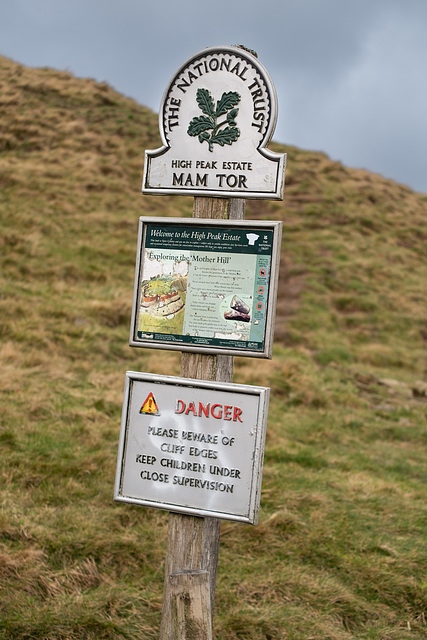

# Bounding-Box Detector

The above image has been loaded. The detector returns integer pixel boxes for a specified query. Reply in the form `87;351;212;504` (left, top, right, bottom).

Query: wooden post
159;196;245;640
170;570;212;640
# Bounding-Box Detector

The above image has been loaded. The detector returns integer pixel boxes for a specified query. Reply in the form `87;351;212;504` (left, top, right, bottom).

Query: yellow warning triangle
139;392;160;415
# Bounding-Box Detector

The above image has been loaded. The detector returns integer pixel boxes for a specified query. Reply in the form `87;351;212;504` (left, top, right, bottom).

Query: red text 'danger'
175;400;243;422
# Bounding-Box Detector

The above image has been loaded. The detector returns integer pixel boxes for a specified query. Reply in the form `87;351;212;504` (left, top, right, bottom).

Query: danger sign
115;371;270;524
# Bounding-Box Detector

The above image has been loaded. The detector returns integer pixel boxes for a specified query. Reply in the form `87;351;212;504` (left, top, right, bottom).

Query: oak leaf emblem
188;88;240;151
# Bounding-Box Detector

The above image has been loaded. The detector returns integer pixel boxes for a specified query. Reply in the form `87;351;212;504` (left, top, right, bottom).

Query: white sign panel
114;372;270;524
142;45;286;199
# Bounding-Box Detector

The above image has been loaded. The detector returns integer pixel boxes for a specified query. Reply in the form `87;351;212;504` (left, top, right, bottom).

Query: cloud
0;0;426;191
276;3;427;189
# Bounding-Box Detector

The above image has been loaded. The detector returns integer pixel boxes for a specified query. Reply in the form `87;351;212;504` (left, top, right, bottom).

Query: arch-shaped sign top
142;46;286;200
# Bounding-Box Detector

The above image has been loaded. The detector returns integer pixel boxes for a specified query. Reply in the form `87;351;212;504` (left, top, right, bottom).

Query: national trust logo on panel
187;88;241;152
142;46;286;199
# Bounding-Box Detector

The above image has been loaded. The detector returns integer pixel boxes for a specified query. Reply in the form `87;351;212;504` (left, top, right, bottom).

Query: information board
114;372;269;524
129;217;282;358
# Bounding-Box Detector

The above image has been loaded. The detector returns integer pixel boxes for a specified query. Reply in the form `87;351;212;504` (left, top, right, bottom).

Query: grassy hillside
0;55;426;639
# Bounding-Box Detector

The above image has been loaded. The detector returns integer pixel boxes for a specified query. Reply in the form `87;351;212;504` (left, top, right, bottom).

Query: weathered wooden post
169;570;212;640
114;46;286;639
159;196;243;639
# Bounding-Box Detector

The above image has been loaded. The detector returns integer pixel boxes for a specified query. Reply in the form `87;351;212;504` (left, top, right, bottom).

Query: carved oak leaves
187;88;240;152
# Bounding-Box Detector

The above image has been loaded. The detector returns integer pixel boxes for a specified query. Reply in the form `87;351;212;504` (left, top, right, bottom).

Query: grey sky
1;0;426;193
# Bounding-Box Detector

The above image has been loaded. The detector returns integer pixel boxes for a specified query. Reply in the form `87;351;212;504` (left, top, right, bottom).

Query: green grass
0;55;426;639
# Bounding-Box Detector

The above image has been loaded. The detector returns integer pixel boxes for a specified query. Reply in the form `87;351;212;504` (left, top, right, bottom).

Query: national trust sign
142;46;286;199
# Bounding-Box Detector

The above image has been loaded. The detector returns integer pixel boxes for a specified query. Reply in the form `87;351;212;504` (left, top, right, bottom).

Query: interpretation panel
129;217;282;358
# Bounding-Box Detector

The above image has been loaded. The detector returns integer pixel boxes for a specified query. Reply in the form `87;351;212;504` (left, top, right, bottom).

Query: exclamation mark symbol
139;392;160;416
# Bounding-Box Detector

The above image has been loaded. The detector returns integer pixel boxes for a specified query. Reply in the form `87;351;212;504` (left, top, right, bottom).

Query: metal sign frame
129;217;282;359
114;372;270;524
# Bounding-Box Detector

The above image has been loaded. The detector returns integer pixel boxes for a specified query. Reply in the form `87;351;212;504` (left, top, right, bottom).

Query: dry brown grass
0;55;426;640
